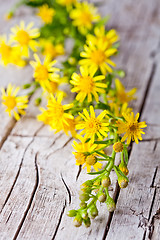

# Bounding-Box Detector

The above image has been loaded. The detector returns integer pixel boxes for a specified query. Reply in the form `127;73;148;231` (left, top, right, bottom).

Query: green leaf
95;151;112;160
95;15;110;27
88;169;105;175
94;139;114;145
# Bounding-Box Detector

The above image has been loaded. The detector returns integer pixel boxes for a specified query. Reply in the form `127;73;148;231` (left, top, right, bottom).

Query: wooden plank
106;35;160;240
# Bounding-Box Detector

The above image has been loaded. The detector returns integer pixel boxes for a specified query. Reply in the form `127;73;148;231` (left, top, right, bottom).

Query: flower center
91;50;106;65
35;65;49;82
86;155;96;165
16;30;30;45
79;76;94;93
129;123;138;132
113;142;123;152
5;96;16;110
117;92;128;103
47;82;58;93
80;11;92;25
51;102;64;118
86;117;101;133
75;152;86;165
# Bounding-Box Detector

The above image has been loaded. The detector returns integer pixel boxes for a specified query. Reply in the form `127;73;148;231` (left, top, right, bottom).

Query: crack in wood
51;200;66;240
13;151;40;240
0;118;16;149
76;165;82;181
60;173;71;204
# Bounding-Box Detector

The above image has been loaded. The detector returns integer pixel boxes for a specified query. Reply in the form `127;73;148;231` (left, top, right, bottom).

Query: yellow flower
72;137;102;172
70;1;100;35
116;112;147;144
1;83;28;120
70;66;107;103
108;102;133;118
37;108;51;125
0;35;25;67
87;26;119;48
41;39;64;59
79;38;117;75
10;21;40;57
56;0;77;7
37;4;55;24
62;116;80;137
46;92;74;132
76;105;109;143
30;54;60;89
115;78;137;104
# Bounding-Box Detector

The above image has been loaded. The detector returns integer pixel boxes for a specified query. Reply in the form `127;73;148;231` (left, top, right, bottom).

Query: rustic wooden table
0;0;160;239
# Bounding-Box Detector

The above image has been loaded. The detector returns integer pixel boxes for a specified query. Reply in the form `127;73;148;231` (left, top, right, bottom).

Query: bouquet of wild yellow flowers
1;0;147;228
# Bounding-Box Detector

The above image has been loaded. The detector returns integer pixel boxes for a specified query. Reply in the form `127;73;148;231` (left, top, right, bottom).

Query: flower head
116;112;147;144
41;39;64;59
76;106;109;143
115;78;137;104
37;5;55;24
72;137;102;172
0;35;25;66
87;26;119;48
79;38;117;75
1;83;28;120
10;21;40;57
42;92;74;133
30;54;60;91
70;66;107;103
70;2;100;34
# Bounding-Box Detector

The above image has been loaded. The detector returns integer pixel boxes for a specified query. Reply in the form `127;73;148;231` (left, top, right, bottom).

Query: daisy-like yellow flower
116;112;147;144
37;4;55;24
1;83;28;120
10;21;40;57
79;38;117;75
0;35;25;67
37;108;51;125
56;0;77;7
76;105;109;143
30;54;60;89
70;1;100;35
41;39;64;59
87;26;119;49
72;138;102;172
70;66;107;103
115;78;137;104
46;92;74;132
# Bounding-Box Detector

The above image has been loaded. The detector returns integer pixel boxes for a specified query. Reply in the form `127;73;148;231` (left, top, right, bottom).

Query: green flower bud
101;176;111;188
106;196;116;212
67;209;77;217
73;214;82;227
35;97;42;106
98;192;106;202
79;202;87;208
79;192;90;202
80;209;88;219
83;217;91;228
88;204;98;219
118;176;128;188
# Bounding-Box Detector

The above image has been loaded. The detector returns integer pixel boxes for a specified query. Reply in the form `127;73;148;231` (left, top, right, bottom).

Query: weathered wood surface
0;0;160;240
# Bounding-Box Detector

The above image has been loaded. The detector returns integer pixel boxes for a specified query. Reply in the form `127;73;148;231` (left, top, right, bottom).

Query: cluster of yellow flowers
0;0;147;228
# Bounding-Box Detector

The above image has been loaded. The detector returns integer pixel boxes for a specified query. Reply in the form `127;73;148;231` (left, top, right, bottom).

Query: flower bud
73;214;82;227
101;176;111;188
113;142;124;152
119;162;129;176
67;209;77;217
93;179;101;193
98;192;106;202
79;202;87;208
83;217;91;228
118;176;128;188
88;204;98;219
106;196;116;212
79;192;90;201
81;209;88;219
